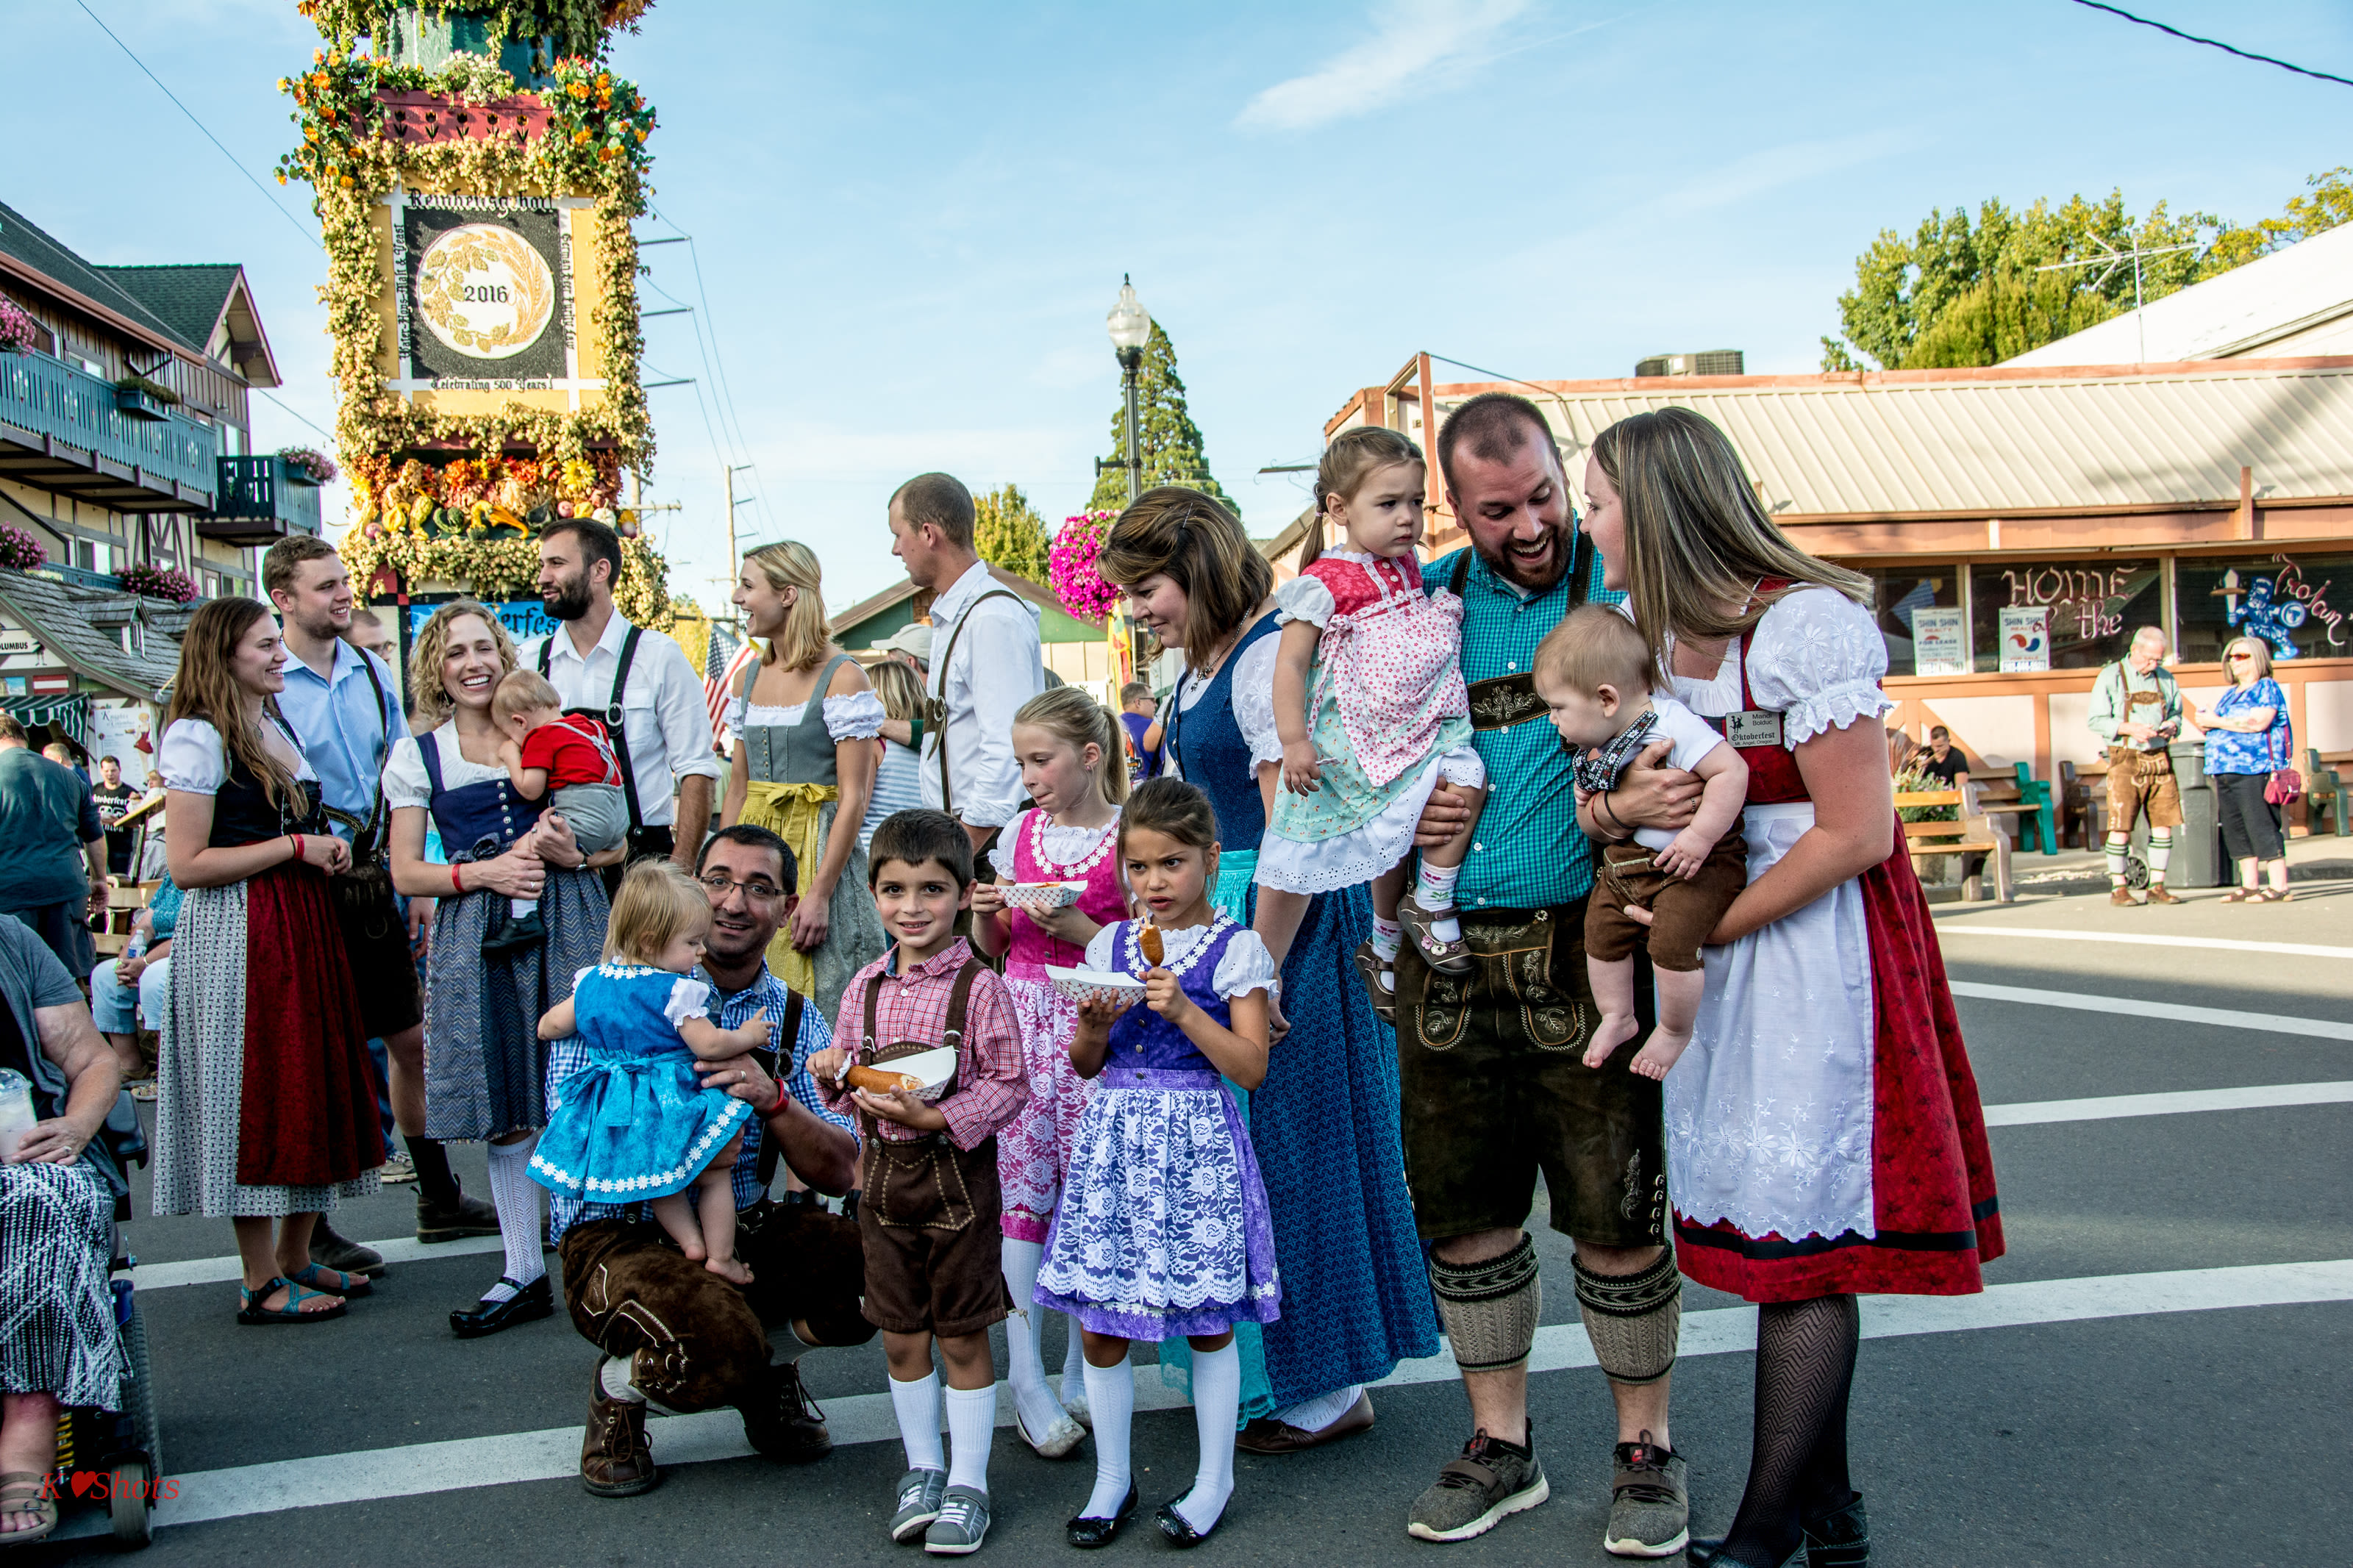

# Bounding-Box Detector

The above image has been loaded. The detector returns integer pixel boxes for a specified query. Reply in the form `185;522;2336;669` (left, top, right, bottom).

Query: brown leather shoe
740;1358;832;1464
2109;887;2140;906
2143;884;2182;904
1235;1389;1375;1454
582;1364;659;1497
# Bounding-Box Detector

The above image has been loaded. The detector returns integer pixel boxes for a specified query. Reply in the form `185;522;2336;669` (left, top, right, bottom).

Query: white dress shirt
526;613;721;828
920;559;1043;828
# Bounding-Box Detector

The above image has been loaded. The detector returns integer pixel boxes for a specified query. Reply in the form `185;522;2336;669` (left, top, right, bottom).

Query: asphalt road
29;861;2353;1567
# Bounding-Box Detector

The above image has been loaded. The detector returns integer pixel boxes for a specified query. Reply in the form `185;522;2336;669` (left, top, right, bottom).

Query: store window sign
1999;606;2051;672
2001;565;2134;643
1910;606;1969;676
2215;560;2342;657
402;600;562;645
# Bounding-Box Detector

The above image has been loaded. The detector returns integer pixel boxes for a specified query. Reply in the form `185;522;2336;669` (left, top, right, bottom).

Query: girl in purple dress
1034;778;1279;1548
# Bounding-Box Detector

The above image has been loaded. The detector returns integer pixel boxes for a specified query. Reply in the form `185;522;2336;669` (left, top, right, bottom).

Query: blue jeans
365;1037;397;1144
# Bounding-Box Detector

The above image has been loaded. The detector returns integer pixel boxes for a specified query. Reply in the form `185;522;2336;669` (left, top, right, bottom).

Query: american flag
704;626;760;748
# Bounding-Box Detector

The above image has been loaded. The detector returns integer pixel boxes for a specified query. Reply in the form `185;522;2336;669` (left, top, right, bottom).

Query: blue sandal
288;1261;372;1298
237;1275;349;1326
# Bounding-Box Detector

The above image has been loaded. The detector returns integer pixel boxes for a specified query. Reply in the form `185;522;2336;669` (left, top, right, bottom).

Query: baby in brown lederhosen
1536;606;1750;1080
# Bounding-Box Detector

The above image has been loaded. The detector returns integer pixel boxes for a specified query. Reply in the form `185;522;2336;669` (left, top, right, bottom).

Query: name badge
1725;709;1782;748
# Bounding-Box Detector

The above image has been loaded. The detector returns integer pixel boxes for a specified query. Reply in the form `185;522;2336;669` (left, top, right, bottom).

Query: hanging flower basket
0;298;38;356
1049;509;1122;627
277;446;340;486
118;564;201;604
0;525;46;572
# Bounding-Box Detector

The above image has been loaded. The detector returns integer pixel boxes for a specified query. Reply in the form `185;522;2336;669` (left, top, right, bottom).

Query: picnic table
1896;788;2014;903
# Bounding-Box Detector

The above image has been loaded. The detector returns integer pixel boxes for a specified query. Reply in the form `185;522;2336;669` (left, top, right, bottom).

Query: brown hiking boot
2109;887;2140;906
2143;884;2182;904
582;1364;659;1497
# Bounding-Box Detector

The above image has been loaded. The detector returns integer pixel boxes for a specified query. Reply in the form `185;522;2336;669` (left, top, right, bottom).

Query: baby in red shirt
492;670;629;866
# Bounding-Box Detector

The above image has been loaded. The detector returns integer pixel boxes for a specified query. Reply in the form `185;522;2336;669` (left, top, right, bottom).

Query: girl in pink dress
968;685;1129;1458
1259;426;1488;1007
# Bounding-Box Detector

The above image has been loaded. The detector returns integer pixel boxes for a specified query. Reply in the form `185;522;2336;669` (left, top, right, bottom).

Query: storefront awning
0;692;88;748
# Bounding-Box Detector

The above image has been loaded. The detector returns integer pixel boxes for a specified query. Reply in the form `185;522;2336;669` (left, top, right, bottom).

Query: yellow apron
737;778;837;1000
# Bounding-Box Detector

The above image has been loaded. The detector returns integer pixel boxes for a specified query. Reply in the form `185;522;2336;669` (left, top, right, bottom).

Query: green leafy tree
1823;190;2219;370
1087;321;1235;518
2202;167;2353;272
972;482;1053;584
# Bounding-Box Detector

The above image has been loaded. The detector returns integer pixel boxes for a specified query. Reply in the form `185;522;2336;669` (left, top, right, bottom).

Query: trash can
2130;740;2224;888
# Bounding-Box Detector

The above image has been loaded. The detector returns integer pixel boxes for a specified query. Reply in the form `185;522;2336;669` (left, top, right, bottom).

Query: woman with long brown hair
721;540;887;1025
154;598;385;1325
1581;407;2002;1567
1097;488;1440;1452
385;601;613;1339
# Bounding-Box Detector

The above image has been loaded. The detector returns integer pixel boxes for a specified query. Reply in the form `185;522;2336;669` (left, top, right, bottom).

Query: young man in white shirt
532;518;723;887
882;473;1043;864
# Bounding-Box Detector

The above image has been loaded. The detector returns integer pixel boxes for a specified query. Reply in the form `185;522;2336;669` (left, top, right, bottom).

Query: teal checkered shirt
1435;537;1622;912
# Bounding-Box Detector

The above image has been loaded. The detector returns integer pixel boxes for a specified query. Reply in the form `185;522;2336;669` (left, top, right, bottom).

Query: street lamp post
1104;275;1150;504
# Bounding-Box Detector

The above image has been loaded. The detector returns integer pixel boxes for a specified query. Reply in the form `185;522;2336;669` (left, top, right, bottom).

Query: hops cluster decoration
276;3;668;617
1048;509;1123;627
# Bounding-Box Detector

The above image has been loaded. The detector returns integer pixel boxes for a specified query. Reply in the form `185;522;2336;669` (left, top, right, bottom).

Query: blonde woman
385;601;615;1339
1582;407;2000;1568
2193;634;2295;901
860;656;928;851
722;541;888;1025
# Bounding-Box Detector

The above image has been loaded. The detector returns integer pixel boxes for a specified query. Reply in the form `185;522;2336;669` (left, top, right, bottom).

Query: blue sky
7;0;2352;615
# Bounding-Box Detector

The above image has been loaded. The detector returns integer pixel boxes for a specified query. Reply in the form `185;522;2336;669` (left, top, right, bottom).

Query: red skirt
234;862;388;1189
1674;841;2004;1302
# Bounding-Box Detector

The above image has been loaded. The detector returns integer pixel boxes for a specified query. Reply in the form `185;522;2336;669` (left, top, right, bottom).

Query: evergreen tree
1087;321;1235;518
972;482;1052;584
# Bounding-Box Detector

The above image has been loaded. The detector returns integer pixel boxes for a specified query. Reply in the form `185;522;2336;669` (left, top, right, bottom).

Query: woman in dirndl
722;540;888;1026
154;598;385;1325
388;602;613;1339
1583;408;2003;1568
1099;489;1440;1450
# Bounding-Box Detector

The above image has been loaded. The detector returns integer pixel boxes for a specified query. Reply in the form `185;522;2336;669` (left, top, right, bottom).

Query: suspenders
539;626;647;840
926;590;1024;817
753;988;808;1189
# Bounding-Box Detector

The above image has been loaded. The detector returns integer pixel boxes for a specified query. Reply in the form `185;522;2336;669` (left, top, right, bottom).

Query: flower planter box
114;385;173;423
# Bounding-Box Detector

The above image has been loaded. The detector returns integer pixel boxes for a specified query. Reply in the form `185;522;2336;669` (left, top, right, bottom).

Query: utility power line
2068;1;2353;88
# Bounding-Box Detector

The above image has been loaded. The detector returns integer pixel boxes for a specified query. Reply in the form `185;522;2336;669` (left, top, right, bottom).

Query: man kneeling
553;824;871;1496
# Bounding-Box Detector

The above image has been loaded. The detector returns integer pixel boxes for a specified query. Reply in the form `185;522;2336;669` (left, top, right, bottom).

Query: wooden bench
2311;748;2353;838
91;880;158;959
1896;790;2013;902
2060;759;2110;849
1970;764;2056;856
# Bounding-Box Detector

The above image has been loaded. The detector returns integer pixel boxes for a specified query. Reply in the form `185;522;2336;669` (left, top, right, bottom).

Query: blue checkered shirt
1435;536;1623;912
545;962;854;1242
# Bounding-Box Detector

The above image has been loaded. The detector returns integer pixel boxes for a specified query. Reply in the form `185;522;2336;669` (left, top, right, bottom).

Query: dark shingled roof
99;265;246;357
0;568;183;702
0;199;206;357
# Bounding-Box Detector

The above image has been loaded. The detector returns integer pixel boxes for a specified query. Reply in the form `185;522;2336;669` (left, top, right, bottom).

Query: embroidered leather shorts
859;1132;1014;1337
2106;747;2184;831
1394;903;1668;1248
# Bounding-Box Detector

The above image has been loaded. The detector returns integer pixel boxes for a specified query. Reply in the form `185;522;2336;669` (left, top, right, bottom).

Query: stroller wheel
107;1456;151;1548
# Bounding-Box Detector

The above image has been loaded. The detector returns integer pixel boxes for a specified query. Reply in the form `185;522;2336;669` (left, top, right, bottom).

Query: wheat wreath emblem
417;224;556;359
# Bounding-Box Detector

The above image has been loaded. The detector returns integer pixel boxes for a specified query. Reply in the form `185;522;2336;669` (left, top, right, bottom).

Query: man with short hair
2090;625;2184;906
532;518;721;881
885;473;1042;862
91;756;137;877
0;716;107;980
1398;394;1702;1557
1118;680;1162;783
1917;726;1970;790
344;606;396;667
555;823;870;1497
265;534;497;1260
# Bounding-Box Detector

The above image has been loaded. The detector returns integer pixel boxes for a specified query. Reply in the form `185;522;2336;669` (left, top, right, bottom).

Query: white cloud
1237;0;1534;133
1651;131;1918;215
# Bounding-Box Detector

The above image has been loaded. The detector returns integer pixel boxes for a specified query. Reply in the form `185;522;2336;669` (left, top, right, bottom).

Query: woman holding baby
1579;408;2002;1568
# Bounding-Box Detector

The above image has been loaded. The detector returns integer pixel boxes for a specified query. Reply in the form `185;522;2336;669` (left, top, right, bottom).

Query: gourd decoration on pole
278;0;673;626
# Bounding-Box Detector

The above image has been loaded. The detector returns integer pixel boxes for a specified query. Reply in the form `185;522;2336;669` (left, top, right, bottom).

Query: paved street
37;848;2353;1567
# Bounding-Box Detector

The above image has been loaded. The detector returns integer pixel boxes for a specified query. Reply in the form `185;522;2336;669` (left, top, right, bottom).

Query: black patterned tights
1718;1292;1861;1567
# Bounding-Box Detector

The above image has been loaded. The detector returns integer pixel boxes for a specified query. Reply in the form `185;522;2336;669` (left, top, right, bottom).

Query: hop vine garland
297;0;652;60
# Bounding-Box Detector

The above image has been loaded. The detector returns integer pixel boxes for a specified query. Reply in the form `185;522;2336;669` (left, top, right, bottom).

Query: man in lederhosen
2088;625;2185;906
532;517;723;893
266;536;501;1259
1400;395;1705;1557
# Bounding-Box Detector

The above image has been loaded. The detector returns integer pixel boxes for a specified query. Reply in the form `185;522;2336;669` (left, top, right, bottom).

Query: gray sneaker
890;1467;948;1543
1604;1433;1688;1557
1407;1426;1550;1542
924;1484;992;1555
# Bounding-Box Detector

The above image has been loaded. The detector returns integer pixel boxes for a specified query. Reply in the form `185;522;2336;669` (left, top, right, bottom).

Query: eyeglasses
2227;652;2256;662
698;873;785;903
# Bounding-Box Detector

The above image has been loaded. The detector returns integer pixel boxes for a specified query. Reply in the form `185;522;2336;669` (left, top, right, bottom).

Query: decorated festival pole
277;1;674;653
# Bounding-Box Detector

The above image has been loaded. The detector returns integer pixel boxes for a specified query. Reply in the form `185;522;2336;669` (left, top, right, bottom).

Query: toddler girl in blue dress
531;862;770;1282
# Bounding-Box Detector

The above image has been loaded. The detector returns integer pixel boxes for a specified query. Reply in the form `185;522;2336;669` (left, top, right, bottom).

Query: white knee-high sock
1061;1318;1090;1408
1175;1341;1240;1534
482;1135;545;1300
2105;833;2129;885
1000;1239;1062;1427
2148;828;2173;880
1080;1356;1135;1519
891;1372;944;1472
944;1384;996;1494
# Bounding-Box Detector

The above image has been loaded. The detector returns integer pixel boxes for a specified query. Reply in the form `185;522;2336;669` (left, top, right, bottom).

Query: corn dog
1139;921;1163;968
844;1064;924;1096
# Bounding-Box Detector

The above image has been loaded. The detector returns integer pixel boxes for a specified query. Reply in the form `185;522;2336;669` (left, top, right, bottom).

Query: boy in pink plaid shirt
811;808;1026;1553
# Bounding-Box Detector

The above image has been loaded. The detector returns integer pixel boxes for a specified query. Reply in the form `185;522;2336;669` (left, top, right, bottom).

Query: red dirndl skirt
234;861;387;1189
1672;840;2004;1303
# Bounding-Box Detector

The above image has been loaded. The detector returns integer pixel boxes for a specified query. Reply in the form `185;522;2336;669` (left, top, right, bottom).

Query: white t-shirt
1632;695;1733;852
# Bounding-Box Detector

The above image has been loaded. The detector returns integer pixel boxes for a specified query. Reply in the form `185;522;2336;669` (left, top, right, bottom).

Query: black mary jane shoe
450;1275;554;1339
1066;1481;1140;1548
1685;1539;1799;1567
1803;1495;1870;1567
1154;1493;1222;1549
479;910;547;956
